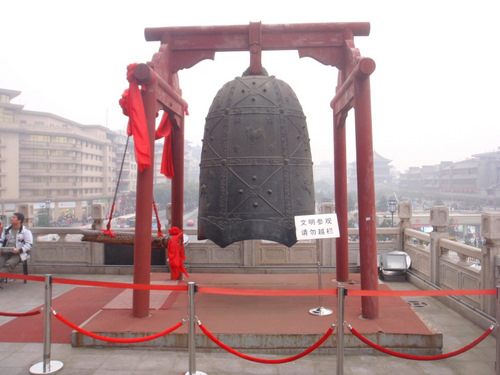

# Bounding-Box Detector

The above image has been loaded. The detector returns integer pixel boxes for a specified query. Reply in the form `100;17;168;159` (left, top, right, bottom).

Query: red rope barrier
348;324;495;360
0;273;44;283
53;310;184;343
198;286;497;297
348;289;498;297
50;277;188;291
0;308;42;317
0;273;188;291
197;287;337;296
198;322;334;364
1;272;496;298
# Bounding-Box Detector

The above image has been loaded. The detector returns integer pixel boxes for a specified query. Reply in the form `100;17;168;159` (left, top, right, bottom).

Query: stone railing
403;228;431;280
400;203;500;320
404;228;482;306
30;227;106;274
24;225;401;274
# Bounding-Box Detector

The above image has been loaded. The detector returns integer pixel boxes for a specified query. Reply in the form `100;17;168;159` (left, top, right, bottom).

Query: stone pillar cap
430;206;449;227
481;212;500;240
398;201;412;219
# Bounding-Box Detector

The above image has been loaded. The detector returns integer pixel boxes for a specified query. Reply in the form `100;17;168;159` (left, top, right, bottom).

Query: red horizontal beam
145;22;370;52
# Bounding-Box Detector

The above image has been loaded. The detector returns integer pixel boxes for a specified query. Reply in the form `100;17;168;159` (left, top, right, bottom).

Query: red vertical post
333;113;349;282
170;116;185;230
354;72;379;319
132;67;156;318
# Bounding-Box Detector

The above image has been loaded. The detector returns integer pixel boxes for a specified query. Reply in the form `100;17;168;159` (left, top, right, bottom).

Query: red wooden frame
131;22;379;319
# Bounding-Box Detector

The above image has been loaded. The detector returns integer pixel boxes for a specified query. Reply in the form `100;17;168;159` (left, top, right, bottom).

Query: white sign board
59;202;76;208
294;213;340;240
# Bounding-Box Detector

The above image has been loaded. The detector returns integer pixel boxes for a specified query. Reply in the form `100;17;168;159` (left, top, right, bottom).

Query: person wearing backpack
0;212;33;285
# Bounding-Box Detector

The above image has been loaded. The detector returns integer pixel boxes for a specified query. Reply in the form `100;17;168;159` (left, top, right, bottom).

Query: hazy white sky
1;0;499;173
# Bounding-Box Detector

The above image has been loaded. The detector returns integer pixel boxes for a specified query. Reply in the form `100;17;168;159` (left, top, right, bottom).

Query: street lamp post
387;199;397;227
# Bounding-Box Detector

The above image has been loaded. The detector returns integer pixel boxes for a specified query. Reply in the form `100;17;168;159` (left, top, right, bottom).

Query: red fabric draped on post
118;63;151;172
155;111;175;178
167;227;189;280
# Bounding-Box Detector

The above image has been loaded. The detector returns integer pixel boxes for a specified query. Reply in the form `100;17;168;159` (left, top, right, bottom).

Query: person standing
0;212;33;285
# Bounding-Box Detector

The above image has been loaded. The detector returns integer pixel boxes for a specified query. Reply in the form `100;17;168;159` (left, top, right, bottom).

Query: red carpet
0;287;123;343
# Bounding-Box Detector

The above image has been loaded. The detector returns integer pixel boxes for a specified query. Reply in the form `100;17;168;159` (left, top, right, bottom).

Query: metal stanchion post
309;240;333;316
337;285;345;375
185;282;206;375
496;285;500;375
30;275;64;375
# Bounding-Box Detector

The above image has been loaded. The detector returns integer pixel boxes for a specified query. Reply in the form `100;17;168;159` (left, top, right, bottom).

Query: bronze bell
198;68;315;248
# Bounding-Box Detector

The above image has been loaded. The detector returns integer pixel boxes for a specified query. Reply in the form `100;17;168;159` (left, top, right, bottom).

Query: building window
29;135;50;142
33;149;50;157
51;150;69;157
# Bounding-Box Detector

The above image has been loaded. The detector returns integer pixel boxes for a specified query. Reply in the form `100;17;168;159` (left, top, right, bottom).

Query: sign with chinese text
294;213;340;240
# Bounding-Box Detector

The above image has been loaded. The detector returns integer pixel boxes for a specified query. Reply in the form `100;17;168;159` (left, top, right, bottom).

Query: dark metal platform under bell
72;273;443;355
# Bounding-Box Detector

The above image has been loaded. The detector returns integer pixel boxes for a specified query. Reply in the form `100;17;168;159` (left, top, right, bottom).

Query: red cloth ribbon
155;112;174;179
119;63;151;172
99;203;116;237
100;229;116;237
167;227;189;280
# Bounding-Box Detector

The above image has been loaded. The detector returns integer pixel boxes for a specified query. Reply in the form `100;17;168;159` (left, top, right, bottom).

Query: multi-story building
0;88;122;222
439;159;479;196
151;140;201;185
399;150;500;205
313;161;334;183
348;151;394;191
475;150;500;203
184;142;201;183
0;88;202;223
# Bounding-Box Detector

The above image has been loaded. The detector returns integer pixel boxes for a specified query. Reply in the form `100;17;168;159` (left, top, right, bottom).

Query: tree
153;181;199;211
347;192;357;211
314;180;334;203
153;182;171;206
36;208;50;227
184;181;199;210
377;196;389;212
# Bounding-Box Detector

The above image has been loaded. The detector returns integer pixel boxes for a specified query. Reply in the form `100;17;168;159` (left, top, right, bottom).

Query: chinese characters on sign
294;214;340;240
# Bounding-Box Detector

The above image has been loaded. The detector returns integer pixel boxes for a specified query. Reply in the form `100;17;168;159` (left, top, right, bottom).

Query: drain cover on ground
408;300;428;308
